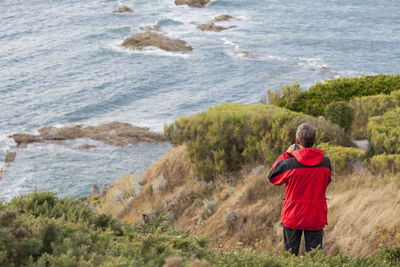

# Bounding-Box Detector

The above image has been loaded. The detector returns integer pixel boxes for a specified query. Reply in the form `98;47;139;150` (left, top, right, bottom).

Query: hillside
1;185;399;266
101;144;400;257
99;75;400;259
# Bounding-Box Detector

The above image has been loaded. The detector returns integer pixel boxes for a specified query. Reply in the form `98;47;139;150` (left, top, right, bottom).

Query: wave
156;18;184;27
0;172;32;201
222;37;290;61
297;57;329;71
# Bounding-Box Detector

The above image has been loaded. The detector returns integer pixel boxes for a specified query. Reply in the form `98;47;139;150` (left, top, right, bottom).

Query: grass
101;145;400;258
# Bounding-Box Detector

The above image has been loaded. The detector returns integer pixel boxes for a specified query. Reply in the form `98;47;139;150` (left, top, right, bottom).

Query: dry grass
102;145;400;256
325;173;400;256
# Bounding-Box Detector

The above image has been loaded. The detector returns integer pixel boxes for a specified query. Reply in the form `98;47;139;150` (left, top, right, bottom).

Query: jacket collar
291;148;324;166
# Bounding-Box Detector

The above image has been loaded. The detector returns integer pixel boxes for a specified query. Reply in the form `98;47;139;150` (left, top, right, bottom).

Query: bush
272;74;400;116
324;102;355;132
268;82;301;107
0;192;213;267
378;245;400;266
317;143;365;175
164;104;348;180
1;192;399;266
365;154;400;175
349;92;400;139
366;108;400;155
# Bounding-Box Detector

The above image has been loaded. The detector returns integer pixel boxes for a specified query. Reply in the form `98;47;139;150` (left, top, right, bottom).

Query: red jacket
268;148;331;230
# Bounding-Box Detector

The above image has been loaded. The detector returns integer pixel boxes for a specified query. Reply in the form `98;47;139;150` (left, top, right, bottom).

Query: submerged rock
197;22;236;32
139;25;161;32
122;32;192;52
77;144;96;150
1;151;17;181
212;14;233;22
4;151;16;164
113;6;133;13
175;0;210;8
10;122;167;147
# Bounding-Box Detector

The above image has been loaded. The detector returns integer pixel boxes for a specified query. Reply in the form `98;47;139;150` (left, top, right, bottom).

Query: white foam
221;37;234;46
0;134;17;155
0;172;32;201
221;37;294;61
260;54;290;62
236;15;250;21
297;57;328;70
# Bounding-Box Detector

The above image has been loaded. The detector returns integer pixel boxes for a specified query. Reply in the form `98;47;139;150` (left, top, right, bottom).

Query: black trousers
283;226;323;256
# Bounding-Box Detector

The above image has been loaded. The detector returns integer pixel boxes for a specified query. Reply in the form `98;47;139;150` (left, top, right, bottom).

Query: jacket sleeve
271;152;292;170
268;152;292;186
327;157;332;185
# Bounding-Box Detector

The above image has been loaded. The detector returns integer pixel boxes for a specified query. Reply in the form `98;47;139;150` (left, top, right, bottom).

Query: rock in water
139;25;161;32
212;14;233;22
122;32;192;52
113;6;133;13
175;0;210;8
10;122;167;147
9;133;42;148
4;151;16;164
197;23;236;32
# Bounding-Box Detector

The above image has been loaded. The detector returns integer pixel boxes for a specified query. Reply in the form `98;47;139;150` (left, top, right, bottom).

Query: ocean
1;0;399;200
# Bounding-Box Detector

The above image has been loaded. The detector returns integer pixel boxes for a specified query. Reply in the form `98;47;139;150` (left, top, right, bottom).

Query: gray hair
296;123;316;148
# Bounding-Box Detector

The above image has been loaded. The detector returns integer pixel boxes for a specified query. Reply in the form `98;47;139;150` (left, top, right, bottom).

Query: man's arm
268;144;296;185
268;157;292;185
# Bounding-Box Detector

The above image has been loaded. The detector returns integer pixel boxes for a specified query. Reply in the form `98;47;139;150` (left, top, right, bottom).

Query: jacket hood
292;148;324;166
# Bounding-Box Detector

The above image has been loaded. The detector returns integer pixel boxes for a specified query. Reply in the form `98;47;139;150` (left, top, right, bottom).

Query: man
268;123;331;256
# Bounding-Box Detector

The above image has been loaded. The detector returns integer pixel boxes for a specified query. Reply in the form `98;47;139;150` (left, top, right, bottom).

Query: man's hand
286;144;296;154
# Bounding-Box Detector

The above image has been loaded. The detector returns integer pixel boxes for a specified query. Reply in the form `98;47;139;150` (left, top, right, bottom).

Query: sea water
1;0;399;200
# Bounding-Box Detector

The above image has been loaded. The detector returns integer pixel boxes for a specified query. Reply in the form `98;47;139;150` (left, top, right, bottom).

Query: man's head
296;123;316;148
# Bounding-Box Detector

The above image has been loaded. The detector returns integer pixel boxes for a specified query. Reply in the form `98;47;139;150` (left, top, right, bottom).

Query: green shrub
365;154;400;174
268;82;301;107
7;191;123;235
1;191;399;266
164;104;348;180
324;101;355;132
366;108;400;155
0;192;214;267
378;244;400;266
272;74;400;116
349;92;400;139
317;143;365;175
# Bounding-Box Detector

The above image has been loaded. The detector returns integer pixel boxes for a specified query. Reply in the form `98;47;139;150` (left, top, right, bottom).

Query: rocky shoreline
9;122;166;148
1;122;167;182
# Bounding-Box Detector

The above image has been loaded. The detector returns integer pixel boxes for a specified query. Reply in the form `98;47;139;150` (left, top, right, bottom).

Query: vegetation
317;143;365;175
349;91;400;139
164;103;348;180
366;108;400;155
269;74;400;116
1;191;399;266
324;101;355;133
365;154;400;174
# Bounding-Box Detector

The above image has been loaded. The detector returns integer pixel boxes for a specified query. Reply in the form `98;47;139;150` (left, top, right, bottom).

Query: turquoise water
1;0;400;200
